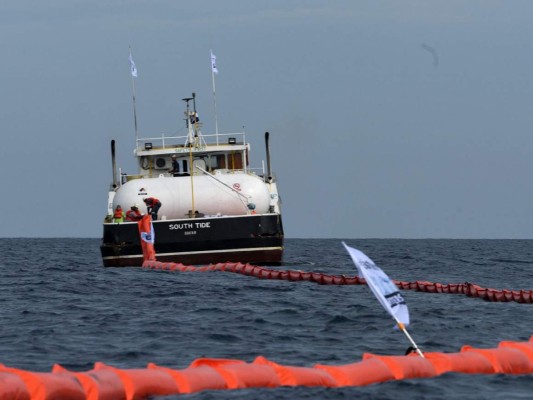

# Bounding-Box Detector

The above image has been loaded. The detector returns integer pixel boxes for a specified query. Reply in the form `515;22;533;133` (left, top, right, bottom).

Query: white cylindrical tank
113;173;270;219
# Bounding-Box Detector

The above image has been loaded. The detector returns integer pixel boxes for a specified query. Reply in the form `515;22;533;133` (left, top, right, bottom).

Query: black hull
100;214;284;267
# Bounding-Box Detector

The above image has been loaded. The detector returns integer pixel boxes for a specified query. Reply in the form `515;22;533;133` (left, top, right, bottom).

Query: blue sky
1;1;533;238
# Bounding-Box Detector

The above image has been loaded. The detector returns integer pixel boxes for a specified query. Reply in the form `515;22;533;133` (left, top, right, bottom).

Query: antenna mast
182;94;196;216
192;92;198;139
182;95;194;145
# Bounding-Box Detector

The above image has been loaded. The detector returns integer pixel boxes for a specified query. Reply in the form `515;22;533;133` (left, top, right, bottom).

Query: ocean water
0;238;532;399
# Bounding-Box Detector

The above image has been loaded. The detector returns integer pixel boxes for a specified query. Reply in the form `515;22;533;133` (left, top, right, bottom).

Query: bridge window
229;152;243;170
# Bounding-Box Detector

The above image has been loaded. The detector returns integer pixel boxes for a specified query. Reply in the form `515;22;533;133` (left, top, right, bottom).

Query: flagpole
210;49;219;138
129;46;139;144
395;319;425;358
212;69;218;135
131;75;139;143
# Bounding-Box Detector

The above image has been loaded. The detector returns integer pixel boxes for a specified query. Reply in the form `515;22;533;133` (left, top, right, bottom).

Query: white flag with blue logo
343;242;409;328
129;51;138;77
210;50;218;75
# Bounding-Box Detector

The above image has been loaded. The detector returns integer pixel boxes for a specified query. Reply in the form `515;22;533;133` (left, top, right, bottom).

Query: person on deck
169;154;180;176
113;205;124;223
143;197;162;220
125;204;143;221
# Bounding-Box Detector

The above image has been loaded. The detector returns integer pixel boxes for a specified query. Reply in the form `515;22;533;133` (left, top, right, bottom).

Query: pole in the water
396;320;424;358
342;242;424;358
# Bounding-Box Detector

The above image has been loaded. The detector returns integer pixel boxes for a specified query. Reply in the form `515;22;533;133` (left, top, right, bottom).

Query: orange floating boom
142;260;533;303
0;336;532;399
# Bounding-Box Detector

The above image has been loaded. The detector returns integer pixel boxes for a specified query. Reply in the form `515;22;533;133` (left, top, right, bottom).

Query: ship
100;93;284;267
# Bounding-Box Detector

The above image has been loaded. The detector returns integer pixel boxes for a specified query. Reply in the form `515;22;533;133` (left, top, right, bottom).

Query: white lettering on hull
168;222;211;230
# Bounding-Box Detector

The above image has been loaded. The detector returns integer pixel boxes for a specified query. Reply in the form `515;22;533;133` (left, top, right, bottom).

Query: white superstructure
106;94;281;221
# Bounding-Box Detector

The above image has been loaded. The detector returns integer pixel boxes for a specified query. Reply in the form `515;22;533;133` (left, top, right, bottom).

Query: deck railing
119;168;266;185
135;132;247;150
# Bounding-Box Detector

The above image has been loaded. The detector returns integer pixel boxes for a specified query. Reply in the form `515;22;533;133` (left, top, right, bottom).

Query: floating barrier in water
1;336;532;399
141;261;533;303
394;280;533;303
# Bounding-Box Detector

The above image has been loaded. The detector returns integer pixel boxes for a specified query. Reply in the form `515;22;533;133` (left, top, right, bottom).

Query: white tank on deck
113;172;270;219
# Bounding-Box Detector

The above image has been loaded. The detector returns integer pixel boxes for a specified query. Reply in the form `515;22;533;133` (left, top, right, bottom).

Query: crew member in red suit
143;197;162;220
125;204;143;221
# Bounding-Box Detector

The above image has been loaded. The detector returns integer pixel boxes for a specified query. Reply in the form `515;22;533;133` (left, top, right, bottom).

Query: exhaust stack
111;140;117;189
265;132;272;183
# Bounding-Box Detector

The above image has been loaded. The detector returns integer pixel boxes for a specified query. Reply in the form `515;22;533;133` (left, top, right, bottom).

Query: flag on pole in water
138;215;156;261
210;50;218;75
343;242;409;328
129;51;138;77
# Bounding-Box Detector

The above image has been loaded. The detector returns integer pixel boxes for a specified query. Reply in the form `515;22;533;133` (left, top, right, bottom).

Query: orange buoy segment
147;363;227;394
422;351;495;375
141;260;533;303
189;358;281;389
0;336;532;398
460;345;533;374
498;341;533;364
0;365;85;400
314;358;395;386
51;364;126;400
93;362;179;400
253;356;337;387
362;353;437;380
0;369;30;400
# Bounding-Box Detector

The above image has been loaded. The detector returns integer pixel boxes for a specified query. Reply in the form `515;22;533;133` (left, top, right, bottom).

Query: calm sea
1;238;532;399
